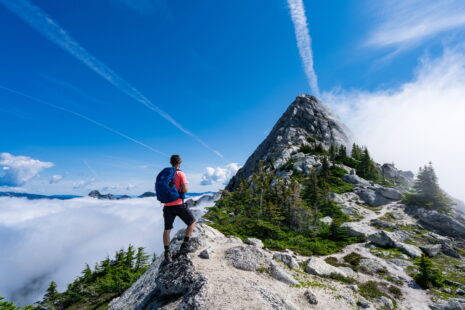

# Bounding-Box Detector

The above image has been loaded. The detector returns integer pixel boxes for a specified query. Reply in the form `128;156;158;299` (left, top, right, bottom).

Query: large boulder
359;258;388;274
225;245;270;271
368;231;397;247
376;187;402;201
355;188;393;207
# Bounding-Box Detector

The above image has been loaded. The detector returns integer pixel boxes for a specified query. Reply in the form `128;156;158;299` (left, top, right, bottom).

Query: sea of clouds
0;196;209;306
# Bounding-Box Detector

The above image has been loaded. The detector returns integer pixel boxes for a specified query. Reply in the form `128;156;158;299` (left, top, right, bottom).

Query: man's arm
179;171;188;193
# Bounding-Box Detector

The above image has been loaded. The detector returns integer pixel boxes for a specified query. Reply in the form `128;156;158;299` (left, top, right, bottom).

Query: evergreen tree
329;144;336;161
414;256;444;288
404;162;454;214
338;145;347;158
135;247;150;271
351;143;362;160
43;281;60;309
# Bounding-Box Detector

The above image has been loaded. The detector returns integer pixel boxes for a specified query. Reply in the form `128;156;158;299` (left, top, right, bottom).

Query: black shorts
163;204;196;230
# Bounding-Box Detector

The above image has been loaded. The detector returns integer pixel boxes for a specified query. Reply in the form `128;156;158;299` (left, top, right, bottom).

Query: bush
327;273;357;284
343;252;363;266
359;281;385;299
388;285;403;299
324;257;339;266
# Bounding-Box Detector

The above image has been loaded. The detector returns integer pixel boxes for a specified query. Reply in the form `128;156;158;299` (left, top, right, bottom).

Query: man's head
170;154;182;168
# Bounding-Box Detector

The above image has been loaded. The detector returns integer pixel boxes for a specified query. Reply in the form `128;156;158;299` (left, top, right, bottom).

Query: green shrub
343;252;363;266
324;257;339;266
327;273;357;284
388;285;403;299
359;281;385;299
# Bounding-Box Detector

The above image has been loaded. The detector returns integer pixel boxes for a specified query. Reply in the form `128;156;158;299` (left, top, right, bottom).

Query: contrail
0;84;168;156
287;0;320;97
0;0;224;159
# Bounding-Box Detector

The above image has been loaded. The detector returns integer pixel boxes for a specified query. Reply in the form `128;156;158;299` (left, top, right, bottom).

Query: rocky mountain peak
227;94;353;190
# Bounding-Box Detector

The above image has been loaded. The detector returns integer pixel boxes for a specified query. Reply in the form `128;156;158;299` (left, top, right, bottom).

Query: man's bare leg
185;221;196;238
163;229;172;246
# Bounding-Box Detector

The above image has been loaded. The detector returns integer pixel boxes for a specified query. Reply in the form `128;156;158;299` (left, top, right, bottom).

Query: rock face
405;205;465;239
226;95;352;190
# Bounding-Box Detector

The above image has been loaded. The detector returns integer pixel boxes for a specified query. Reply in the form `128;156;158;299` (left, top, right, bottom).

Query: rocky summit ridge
227;94;353;190
108;95;465;310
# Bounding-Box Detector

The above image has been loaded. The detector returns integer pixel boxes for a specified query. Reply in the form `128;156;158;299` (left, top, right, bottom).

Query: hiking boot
178;241;190;255
164;250;172;263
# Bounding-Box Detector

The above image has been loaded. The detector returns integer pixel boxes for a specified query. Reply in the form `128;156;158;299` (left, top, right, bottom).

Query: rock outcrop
405;205;465;239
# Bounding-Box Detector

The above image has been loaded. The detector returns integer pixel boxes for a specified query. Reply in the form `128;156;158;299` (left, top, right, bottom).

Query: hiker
155;154;196;263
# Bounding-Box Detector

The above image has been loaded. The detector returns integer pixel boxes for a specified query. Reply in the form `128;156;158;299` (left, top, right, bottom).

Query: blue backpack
155;167;185;203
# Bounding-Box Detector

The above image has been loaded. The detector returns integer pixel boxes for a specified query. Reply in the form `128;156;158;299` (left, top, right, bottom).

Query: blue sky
1;0;465;198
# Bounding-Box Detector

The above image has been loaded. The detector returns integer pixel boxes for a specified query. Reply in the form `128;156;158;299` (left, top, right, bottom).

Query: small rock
244;237;264;248
348;284;358;291
359;258;387;274
357;298;371;308
304;290;318;305
198;247;212;259
457;288;465;296
341;222;375;238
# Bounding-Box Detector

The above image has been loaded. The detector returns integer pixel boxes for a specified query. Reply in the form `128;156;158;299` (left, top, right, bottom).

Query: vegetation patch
414;256;444;289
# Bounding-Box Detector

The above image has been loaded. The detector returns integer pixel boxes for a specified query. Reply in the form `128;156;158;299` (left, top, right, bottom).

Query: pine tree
43;281;60;308
125;245;136;268
135;247;150;271
351;143;362;160
329;144;336;161
404;162;454;214
414;255;444;288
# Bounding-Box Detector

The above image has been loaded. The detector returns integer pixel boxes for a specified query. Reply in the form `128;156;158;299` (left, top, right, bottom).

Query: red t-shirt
164;170;188;206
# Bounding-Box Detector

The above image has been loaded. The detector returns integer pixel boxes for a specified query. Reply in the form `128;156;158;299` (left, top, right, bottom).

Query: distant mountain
0;192;80;200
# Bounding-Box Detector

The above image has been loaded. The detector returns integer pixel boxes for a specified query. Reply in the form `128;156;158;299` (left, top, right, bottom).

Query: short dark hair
170;154;182;166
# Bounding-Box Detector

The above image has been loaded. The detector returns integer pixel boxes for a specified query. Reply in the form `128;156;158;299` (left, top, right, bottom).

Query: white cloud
101;183;135;192
0;196;208;305
366;0;465;49
0;0;222;159
0;153;53;187
323;47;465;202
72;178;95;190
287;0;320;96
200;163;240;186
49;175;63;184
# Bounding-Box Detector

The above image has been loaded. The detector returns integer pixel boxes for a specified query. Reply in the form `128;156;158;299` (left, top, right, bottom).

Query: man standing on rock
156;154;196;263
